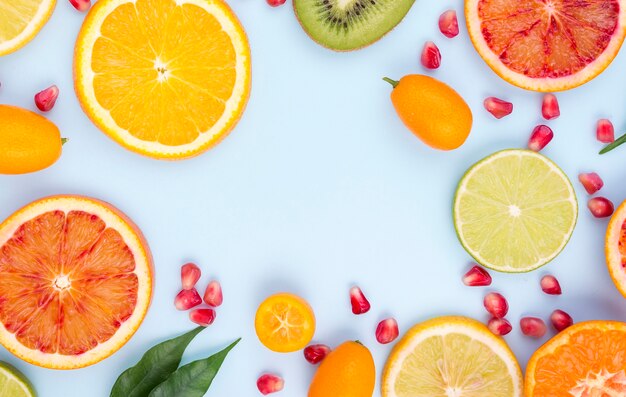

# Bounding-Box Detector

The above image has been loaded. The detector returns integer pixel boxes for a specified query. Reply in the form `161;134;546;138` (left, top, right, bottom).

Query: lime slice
454;149;577;273
0;361;36;397
382;316;523;397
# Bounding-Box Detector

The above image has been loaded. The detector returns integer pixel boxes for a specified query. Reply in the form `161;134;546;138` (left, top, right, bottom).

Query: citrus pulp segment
525;321;626;396
466;0;626;91
454;149;577;273
0;361;35;397
74;0;251;159
0;0;56;56
606;200;626;297
0;196;152;369
382;316;523;397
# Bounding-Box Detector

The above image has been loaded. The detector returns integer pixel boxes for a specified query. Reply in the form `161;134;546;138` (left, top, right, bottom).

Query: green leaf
599;132;626;154
148;338;241;397
110;327;205;397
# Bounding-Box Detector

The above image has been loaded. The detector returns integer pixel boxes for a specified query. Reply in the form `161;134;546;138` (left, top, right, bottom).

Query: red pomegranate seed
483;292;508;318
462;265;492;286
528;125;554;152
597;119;615;143
350;286;371;315
588;197;614;218
541;94;560;120
540;275;562;295
266;0;286;7
376;318;400;344
550;309;574;332
257;374;284;395
34;85;59;112
421;41;441;69
203;280;223;307
189;308;216;327
487;318;512;336
578;172;604;195
438;10;459;38
174;289;202;311
520;317;547;338
69;0;91;11
181;263;201;290
483;97;513;119
303;344;331;365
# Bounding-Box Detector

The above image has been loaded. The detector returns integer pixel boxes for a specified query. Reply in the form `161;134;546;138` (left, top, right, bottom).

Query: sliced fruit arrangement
382;316;523;397
74;0;251;159
0;105;64;175
0;0;56;56
466;0;626;91
0;361;35;397
0;196;153;369
454;149;577;272
293;0;415;51
525;320;626;396
606;200;626;297
255;293;315;353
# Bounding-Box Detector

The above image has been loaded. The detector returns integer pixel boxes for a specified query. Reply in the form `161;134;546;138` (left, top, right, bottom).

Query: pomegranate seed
540;275;562;295
483;292;508;318
483;97;513;119
438;10;459;38
462;265;492;286
578;172;604;195
174;289;202;311
550;309;574;332
257;374;284;395
349;286;371;315
189;308;216;327
520;317;547;338
421;41;441;69
597;119;615;143
69;0;91;11
528;125;554;152
303;344;331;365
181;263;201;290
588;197;614;218
34;85;59;112
203;280;223;307
266;0;286;7
541;94;560;120
376;318;400;344
487;318;512;336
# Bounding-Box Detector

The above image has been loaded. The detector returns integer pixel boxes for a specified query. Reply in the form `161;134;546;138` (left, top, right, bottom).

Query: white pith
0;0;55;55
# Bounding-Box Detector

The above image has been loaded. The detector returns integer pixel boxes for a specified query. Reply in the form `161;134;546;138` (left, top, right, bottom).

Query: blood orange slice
0;196;152;369
466;0;626;91
606;200;626;298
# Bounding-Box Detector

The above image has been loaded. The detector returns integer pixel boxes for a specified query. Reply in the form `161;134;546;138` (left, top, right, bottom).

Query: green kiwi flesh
293;0;416;51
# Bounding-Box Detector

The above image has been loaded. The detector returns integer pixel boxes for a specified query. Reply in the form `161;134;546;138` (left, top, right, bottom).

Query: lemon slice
454;149;577;273
0;361;35;397
382;316;523;397
0;0;56;56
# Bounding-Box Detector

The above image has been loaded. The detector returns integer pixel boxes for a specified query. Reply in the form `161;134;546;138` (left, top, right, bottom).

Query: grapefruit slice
0;196;152;369
466;0;626;91
525;320;626;396
606;200;626;297
0;0;56;56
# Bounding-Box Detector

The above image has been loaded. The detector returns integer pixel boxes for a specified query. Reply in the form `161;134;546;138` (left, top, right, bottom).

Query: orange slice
74;0;251;159
0;0;56;56
254;293;315;353
525;320;626;396
0;196;152;369
466;0;626;91
606;200;626;297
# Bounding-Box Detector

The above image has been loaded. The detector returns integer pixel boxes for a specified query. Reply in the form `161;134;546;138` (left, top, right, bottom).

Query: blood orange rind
0;196;152;369
606;200;626;298
466;0;626;92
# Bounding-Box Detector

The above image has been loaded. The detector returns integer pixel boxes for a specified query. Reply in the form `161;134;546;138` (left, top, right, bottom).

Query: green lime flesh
0;362;36;397
453;149;578;273
293;0;415;51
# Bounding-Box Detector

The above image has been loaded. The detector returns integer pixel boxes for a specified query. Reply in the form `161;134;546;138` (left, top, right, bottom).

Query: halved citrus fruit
382;316;523;397
74;0;251;159
255;293;315;353
466;0;626;91
606;200;626;297
0;196;152;369
0;0;56;56
525;320;626;396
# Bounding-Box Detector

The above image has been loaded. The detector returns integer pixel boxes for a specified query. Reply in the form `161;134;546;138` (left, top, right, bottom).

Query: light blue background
1;0;626;396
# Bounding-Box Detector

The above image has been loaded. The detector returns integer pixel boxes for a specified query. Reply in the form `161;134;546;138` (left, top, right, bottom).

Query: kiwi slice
294;0;415;51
